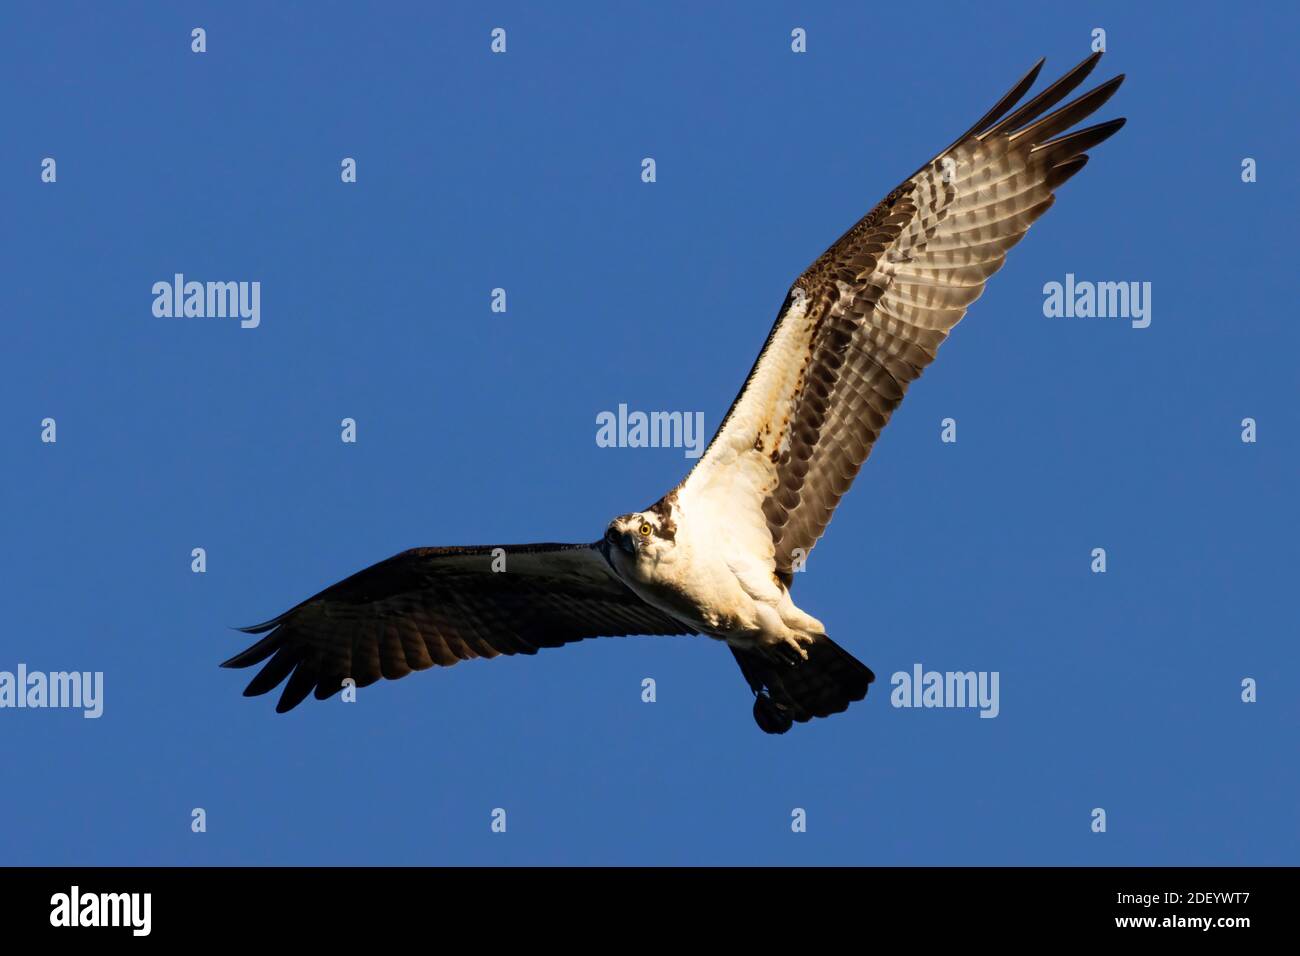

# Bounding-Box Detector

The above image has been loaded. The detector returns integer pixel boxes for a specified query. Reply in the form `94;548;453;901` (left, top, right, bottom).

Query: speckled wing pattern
222;544;691;712
682;53;1125;579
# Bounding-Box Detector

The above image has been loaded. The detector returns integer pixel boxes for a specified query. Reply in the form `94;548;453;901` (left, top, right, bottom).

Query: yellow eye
639;523;652;537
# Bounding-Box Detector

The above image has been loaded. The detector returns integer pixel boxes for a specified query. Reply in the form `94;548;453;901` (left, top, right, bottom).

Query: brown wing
679;53;1125;578
222;543;692;712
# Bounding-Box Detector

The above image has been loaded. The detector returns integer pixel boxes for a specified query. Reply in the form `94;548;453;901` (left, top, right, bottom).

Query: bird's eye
639;523;652;537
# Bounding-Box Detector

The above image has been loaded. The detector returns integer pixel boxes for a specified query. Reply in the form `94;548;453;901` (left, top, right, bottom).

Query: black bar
0;867;1280;939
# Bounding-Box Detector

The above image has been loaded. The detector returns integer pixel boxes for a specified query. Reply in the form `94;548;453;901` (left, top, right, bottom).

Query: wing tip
1008;72;1126;147
220;635;278;669
274;692;306;714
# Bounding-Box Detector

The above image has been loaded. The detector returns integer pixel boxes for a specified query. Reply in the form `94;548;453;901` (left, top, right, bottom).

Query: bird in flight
224;53;1125;733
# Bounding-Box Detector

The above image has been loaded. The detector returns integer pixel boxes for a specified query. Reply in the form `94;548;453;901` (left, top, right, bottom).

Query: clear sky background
1;2;1296;866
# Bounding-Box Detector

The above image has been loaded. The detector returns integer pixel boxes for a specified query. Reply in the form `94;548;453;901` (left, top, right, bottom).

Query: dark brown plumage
223;544;690;713
732;639;875;735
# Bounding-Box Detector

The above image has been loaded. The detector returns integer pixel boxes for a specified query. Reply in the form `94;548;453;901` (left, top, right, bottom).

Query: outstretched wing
222;543;691;712
678;53;1125;578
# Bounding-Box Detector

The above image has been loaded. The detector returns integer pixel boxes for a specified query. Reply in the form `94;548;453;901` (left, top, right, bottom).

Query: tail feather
731;637;874;734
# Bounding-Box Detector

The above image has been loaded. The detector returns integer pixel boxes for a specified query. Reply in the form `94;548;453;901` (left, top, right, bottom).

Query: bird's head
603;509;676;569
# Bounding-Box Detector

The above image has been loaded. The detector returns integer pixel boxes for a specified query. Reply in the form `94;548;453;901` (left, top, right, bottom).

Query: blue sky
1;1;1296;865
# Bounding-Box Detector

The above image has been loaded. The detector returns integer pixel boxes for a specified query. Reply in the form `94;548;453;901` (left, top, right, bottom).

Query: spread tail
731;636;874;734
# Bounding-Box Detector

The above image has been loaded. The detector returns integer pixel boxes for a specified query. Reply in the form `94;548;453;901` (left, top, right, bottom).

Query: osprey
225;53;1125;733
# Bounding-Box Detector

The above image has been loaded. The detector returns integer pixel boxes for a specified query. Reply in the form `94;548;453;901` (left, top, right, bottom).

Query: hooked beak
605;526;636;556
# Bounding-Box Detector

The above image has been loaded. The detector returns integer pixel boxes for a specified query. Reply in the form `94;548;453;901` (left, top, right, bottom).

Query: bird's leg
766;631;815;666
